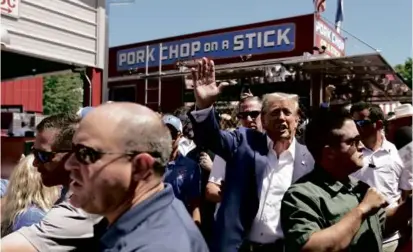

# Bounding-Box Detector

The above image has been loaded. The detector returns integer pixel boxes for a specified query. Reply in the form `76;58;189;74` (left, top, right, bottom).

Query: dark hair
368;104;385;122
350;102;384;123
238;96;261;113
305;106;352;162
36;113;80;150
350;101;369;115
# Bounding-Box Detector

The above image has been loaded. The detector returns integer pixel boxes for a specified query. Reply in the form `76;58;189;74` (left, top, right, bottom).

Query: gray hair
261;92;299;115
118;115;172;176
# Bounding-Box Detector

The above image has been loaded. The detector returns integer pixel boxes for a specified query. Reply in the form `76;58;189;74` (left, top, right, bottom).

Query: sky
108;0;412;66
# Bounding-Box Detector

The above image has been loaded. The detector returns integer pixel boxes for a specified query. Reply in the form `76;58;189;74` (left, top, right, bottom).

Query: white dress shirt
178;137;196;156
208;155;226;217
351;139;411;242
398;142;413;190
209;155;226;185
248;137;296;243
191;107;315;243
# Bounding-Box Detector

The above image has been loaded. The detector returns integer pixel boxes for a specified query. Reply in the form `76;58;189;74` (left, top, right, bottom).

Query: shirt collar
362;137;392;154
99;184;175;249
312;166;359;194
266;136;296;160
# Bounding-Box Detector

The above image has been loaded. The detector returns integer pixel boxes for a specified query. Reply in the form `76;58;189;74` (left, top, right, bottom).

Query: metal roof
108;53;411;102
282;53;406;83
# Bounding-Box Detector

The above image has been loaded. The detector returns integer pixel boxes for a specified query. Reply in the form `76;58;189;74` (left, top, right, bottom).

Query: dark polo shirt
95;184;209;252
281;167;386;252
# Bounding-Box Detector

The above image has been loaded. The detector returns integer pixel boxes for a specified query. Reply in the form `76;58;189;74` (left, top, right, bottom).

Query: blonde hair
1;155;59;236
261;92;299;114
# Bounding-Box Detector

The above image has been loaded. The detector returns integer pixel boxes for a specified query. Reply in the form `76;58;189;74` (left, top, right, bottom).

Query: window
110;86;136;102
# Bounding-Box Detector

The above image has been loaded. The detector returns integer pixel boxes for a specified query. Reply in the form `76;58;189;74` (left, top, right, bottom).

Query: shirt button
260;233;263;236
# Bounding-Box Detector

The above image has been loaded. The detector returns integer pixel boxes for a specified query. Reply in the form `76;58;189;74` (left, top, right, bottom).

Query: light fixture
1;27;11;48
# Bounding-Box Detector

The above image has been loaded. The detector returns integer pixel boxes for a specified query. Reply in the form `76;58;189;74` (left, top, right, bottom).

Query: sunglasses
354;119;373;127
32;148;71;164
237;111;260;120
71;143;162;165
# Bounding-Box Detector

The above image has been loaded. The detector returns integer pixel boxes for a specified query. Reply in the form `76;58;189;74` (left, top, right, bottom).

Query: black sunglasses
237;111;260;120
354;119;373;127
71;143;162;165
32;148;71;164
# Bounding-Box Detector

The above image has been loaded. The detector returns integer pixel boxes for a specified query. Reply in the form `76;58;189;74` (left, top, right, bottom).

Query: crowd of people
0;57;412;252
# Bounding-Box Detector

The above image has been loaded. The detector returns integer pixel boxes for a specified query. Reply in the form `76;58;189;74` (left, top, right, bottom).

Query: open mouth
276;124;288;131
70;176;82;190
70;180;82;190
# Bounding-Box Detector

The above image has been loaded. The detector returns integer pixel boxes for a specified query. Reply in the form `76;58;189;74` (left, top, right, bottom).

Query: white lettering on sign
160;41;203;61
233;28;291;51
221;40;229;50
1;0;19;18
315;21;345;52
118;48;155;67
116;24;295;70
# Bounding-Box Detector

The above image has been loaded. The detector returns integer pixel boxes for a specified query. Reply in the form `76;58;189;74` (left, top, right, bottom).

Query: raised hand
191;57;225;109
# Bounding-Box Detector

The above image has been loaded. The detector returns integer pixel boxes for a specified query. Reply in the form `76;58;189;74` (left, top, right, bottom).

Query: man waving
188;58;314;252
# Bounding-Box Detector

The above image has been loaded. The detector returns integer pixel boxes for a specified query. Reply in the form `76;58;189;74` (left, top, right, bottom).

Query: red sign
314;18;345;57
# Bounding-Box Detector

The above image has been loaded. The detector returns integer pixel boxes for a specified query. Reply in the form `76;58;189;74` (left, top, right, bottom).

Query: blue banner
116;23;296;71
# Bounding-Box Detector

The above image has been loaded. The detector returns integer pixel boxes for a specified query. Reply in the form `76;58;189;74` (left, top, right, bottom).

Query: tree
395;57;412;89
43;73;84;115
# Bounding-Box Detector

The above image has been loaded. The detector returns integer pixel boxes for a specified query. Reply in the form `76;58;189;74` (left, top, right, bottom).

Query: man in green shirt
281;107;412;252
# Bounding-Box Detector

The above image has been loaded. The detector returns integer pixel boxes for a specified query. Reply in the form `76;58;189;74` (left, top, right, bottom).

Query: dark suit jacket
189;108;314;252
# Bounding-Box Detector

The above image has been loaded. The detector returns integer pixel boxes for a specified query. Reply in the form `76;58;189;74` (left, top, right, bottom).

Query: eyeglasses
354;119;373;127
71;143;162;165
237;111;260;120
32;148;71;164
345;136;361;148
328;135;361;149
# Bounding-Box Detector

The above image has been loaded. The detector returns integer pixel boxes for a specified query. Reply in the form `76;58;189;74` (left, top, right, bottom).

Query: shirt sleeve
190;107;213;122
398;143;413;190
17;201;102;252
13;208;46;232
208;155;226;185
281;187;325;252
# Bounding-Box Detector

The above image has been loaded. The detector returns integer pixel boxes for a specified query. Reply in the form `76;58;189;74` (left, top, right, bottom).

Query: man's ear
131;153;153;181
375;120;384;130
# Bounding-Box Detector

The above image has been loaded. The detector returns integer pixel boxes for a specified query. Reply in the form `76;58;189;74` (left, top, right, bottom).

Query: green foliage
43;73;83;115
395;57;412;89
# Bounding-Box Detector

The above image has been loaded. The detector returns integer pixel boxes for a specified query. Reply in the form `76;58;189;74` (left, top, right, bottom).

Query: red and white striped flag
314;0;326;13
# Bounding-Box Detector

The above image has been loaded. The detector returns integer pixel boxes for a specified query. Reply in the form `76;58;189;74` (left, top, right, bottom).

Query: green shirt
281;167;386;252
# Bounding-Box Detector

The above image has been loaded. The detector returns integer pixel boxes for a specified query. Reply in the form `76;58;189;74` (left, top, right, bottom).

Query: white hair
261;92;299;114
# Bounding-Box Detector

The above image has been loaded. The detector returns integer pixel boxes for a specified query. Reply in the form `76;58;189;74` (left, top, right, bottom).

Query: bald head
81;102;172;173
